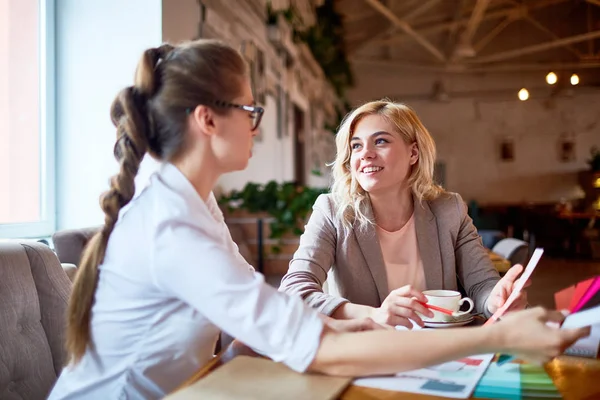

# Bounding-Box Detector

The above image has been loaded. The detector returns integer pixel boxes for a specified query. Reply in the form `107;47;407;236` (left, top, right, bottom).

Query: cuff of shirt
279;308;325;373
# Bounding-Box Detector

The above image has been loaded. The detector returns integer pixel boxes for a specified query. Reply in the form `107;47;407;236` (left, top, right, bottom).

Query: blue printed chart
353;354;494;398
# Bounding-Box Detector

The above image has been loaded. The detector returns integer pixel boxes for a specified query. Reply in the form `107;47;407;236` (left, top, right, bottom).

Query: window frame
0;0;56;239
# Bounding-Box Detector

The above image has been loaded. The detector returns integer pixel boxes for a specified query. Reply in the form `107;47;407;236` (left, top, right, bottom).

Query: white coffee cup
420;290;474;322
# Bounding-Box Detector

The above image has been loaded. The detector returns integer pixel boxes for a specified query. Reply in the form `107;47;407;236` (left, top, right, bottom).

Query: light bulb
570;74;579;86
546;72;557;85
518;88;529;101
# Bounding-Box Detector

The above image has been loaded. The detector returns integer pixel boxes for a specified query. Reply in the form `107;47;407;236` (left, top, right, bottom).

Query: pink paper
572;277;600;313
555;285;576;311
569;278;596;312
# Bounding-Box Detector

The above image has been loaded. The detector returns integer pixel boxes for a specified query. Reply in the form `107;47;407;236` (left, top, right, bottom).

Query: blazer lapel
354;198;389;303
414;198;444;290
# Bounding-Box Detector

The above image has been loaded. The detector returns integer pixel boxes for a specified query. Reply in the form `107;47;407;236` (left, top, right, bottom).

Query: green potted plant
219;181;327;252
588;146;600;172
579;146;600;214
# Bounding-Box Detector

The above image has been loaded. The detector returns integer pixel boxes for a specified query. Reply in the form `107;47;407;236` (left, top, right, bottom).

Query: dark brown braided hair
66;39;247;364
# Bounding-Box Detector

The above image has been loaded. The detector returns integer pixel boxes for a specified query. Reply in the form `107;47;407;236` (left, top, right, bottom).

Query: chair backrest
492;238;530;267
0;241;71;400
52;227;100;266
478;229;506;250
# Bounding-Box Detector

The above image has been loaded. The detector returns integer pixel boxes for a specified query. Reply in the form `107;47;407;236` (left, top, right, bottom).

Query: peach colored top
375;213;426;293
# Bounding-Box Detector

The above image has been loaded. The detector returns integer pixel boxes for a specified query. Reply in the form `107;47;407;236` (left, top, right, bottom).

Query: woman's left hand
486;264;530;315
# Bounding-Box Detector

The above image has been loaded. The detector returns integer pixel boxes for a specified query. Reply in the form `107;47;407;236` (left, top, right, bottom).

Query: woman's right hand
370;285;434;329
493;307;591;364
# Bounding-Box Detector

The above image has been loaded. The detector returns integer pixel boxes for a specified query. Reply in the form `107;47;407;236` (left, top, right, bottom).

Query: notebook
164;356;351;400
562;304;600;358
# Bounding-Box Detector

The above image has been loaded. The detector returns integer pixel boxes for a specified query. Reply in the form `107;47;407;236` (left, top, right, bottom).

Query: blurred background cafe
1;0;600;398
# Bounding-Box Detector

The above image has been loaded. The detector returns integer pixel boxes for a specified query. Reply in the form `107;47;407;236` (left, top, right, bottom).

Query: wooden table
180;338;600;400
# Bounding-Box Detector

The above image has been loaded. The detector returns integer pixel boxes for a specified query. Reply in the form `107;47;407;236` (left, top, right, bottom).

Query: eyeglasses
213;100;264;131
186;101;264;131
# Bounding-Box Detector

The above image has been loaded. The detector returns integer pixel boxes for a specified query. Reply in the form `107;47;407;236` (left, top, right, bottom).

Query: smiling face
349;114;418;195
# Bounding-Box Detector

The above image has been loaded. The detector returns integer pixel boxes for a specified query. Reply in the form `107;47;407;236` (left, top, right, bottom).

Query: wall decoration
255;49;266;105
499;137;515;162
558;134;576;163
276;85;284;139
239;41;266;105
196;1;207;38
283;91;291;137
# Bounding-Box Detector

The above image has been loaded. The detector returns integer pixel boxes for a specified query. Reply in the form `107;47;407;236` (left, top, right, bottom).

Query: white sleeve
151;217;323;373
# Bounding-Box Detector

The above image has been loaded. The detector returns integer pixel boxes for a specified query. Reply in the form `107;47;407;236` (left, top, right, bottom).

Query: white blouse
48;163;323;400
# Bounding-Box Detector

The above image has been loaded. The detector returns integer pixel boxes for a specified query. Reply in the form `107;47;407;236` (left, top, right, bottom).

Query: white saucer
423;314;474;329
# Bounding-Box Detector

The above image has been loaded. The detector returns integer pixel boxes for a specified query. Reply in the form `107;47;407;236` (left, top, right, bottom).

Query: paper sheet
562;304;600;329
354;354;494;399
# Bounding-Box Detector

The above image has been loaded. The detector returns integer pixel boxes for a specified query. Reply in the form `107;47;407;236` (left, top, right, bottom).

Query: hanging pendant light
518;88;529;101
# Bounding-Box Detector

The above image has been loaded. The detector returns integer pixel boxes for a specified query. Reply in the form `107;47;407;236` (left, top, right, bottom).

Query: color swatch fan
473;358;561;400
554;275;600;313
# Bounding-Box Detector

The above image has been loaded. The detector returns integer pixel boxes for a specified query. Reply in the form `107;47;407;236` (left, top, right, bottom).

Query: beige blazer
279;192;500;317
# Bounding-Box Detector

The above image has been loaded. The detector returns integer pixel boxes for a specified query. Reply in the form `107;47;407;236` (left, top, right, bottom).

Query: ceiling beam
376;0;570;47
444;0;467;56
377;6;517;46
363;0;445;61
403;0;441;22
407;0;509;27
350;0;441;55
588;2;596;56
473;16;515;53
471;29;600;63
351;57;600;73
525;16;583;59
342;10;377;24
406;0;524;27
453;0;491;58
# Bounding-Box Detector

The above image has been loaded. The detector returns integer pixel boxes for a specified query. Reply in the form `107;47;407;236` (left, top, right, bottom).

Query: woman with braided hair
48;39;589;400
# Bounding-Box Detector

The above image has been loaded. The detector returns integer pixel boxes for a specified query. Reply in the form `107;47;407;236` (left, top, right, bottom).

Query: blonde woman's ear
410;144;419;165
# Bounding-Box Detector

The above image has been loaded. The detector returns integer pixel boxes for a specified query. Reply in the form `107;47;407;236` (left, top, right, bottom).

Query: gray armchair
0;241;71;399
492;238;530;267
52;227;100;267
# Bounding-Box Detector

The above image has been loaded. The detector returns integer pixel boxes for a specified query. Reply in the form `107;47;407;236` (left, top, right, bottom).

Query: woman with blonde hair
48;45;586;400
280;100;528;328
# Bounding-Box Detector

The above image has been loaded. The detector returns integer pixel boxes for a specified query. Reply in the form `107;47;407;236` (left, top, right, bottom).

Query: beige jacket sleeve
452;194;500;317
278;195;348;315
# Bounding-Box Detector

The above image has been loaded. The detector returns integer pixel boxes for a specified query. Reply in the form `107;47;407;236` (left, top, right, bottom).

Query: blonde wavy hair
330;99;444;230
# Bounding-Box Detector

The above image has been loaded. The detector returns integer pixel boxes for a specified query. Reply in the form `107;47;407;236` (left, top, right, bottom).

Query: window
0;0;55;238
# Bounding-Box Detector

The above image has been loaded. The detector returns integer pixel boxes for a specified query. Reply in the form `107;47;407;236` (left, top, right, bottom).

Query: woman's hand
487;264;530;315
492;307;590;365
370;285;434;329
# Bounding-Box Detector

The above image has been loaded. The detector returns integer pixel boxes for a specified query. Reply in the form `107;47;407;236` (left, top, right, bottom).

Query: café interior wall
162;0;335;195
349;64;600;205
213;94;296;196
